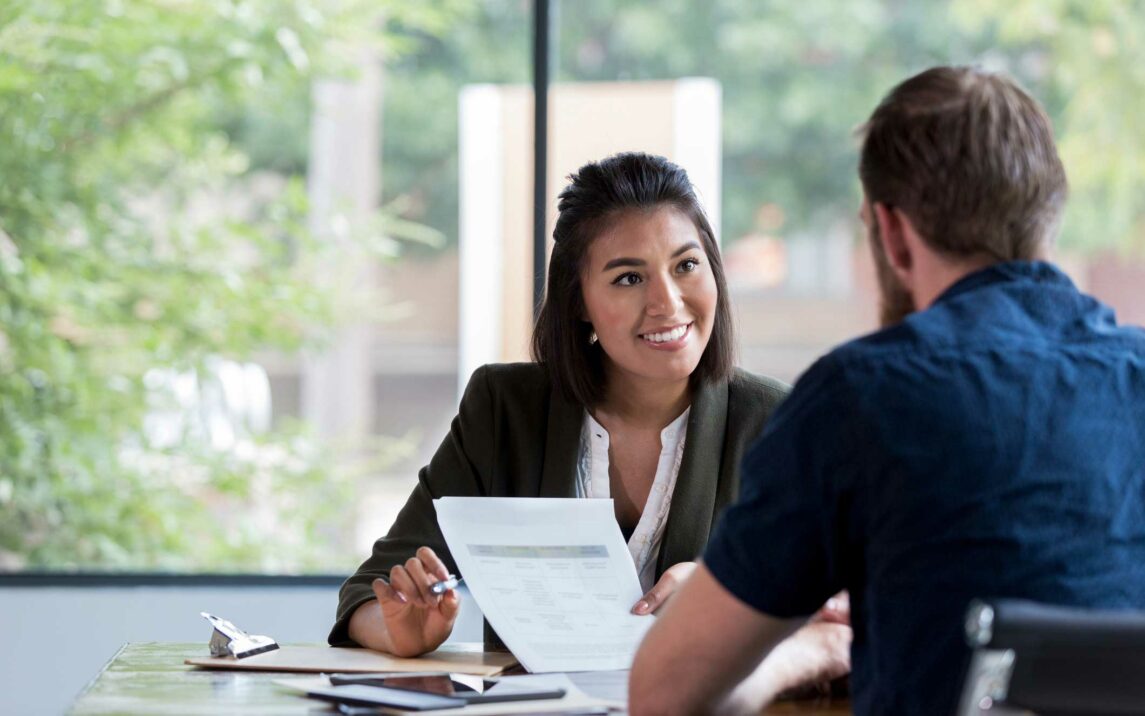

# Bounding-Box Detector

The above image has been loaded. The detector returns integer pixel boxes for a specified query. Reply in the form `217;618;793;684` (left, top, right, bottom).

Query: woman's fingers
388;565;420;606
382;546;460;610
373;557;463;657
438;585;462;621
401;547;454;606
632;590;658;615
377;546;458;612
631;561;697;614
633;577;675;614
405;555;443;607
372;577;408;608
813;591;851;625
416;546;451;582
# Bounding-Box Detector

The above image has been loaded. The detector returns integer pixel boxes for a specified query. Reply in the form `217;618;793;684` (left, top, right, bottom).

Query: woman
330;154;847;688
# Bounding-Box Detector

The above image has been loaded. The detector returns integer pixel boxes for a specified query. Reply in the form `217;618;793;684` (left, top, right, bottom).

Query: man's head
858;66;1069;325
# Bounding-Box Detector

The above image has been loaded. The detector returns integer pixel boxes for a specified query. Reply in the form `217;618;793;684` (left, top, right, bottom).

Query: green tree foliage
553;0;990;242
0;1;455;571
369;0;1145;253
556;0;1145;251
952;0;1145;253
5;0;1143;571
376;3;528;255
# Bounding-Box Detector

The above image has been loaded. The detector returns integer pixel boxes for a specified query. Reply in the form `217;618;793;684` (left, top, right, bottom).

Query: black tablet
327;672;566;704
306;683;466;711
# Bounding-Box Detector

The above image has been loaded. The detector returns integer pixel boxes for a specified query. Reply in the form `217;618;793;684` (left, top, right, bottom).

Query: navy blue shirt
705;261;1145;715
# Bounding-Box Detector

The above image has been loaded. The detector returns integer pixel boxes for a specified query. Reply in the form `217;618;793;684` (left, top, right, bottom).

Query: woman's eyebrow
671;241;701;257
601;241;701;272
602;256;644;271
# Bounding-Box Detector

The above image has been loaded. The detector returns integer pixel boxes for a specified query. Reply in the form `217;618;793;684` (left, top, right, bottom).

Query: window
553;0;1145;382
3;0;1142;575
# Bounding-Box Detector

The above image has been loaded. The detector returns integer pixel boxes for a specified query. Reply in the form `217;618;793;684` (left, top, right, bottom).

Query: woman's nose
645;276;683;315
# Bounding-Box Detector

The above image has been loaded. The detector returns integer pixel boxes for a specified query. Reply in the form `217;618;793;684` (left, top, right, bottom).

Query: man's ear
872;202;914;282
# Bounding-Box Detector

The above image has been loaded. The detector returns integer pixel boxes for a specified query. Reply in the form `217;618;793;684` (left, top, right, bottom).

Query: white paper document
435;497;655;673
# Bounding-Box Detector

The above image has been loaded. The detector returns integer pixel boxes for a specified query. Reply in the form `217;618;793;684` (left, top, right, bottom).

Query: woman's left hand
811;591;850;626
631;561;697;615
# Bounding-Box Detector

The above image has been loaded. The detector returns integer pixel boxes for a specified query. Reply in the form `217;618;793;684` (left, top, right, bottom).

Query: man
629;66;1145;715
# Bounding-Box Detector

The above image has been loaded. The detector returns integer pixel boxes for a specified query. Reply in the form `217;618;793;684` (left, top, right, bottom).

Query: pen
429;574;463;595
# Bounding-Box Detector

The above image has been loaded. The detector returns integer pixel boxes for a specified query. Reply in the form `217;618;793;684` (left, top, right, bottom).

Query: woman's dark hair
531;152;735;407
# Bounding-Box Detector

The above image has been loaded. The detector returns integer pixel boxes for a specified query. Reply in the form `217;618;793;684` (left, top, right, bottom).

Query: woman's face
580;206;718;390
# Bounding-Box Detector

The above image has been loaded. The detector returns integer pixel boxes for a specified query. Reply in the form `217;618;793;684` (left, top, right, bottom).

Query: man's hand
348;546;461;657
629;564;853;716
753;620;852;701
631;561;696;615
630;564;803;716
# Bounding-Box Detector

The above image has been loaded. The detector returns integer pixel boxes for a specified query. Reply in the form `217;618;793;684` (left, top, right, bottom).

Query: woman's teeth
643;325;688;344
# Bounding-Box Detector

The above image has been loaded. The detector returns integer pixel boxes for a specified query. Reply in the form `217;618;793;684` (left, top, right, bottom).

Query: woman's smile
639;322;693;349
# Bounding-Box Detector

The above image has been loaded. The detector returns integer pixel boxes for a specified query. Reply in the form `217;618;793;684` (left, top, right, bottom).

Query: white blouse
575;407;691;593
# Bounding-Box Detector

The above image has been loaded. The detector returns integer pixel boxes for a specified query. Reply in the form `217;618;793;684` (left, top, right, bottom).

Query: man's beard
868;218;916;327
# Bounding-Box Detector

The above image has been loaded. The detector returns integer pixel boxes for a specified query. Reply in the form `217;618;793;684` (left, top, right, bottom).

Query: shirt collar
932;260;1075;306
584;405;691;449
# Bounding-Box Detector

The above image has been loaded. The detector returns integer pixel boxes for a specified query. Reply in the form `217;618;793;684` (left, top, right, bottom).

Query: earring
589;330;598;345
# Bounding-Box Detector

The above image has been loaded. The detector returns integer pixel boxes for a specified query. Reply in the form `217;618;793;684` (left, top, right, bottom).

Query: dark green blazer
329;362;789;647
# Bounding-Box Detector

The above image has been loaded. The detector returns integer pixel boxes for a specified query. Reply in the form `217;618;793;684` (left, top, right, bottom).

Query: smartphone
306;683;466;711
328;672;567;704
329;672;475;695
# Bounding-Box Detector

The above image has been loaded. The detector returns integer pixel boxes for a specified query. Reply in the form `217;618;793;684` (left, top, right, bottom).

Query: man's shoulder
828;281;1145;372
804;319;981;406
830;319;923;362
816;313;962;380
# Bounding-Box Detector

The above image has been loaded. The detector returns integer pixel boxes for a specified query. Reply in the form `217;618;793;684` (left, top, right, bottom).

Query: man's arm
629;563;801;716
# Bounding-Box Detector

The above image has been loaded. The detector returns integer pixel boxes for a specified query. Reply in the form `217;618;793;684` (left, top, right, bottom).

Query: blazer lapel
657;378;729;574
539;386;581;498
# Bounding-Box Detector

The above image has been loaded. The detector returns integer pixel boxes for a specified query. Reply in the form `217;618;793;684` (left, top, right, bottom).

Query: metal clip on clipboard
201;611;280;659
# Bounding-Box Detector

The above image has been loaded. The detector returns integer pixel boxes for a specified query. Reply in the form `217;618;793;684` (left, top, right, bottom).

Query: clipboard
186;644;518;676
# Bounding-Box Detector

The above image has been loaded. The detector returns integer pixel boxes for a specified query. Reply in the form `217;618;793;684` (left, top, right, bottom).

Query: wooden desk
71;642;851;715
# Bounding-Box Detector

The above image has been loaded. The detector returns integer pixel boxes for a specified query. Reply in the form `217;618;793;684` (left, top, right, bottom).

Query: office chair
956;598;1145;716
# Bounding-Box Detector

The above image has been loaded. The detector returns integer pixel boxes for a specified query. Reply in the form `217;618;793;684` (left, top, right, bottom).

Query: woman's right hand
355;546;461;657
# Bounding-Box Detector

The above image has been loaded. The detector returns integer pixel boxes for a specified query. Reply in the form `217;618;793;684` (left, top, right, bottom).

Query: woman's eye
678;258;701;272
613;272;642;286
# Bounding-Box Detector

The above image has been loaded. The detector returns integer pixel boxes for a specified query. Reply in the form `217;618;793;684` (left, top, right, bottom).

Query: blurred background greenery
374;0;1145;255
2;0;1142;573
0;0;462;571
